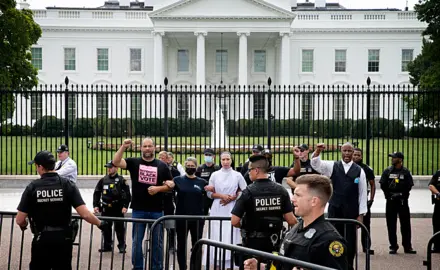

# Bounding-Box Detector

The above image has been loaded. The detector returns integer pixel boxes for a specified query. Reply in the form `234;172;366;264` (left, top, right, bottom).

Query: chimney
315;0;326;9
120;0;130;7
19;0;30;9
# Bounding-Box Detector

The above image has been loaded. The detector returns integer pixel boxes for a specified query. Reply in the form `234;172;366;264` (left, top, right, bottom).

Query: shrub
72;118;94;137
409;126;440;138
33;116;64;137
104;118;136;137
383;119;405;139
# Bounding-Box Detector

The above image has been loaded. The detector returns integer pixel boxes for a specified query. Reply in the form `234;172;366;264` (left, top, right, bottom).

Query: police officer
93;160;131;253
231;155;297;258
240;144;264;176
196;148;220;215
16;150;108;270
352;148;376;254
243;174;349;270
311;142;367;269
55;144;78;183
379;152;416;254
429;169;440;253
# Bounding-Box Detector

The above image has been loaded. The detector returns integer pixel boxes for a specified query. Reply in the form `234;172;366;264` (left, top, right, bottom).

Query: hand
220;194;232;205
94;207;100;214
205;185;215;192
367;200;374;208
356;215;363;228
20;226;27;232
148;186;160;195
243;258;258;270
98;220;110;231
122;139;132;149
315;143;325;153
122;208;127;214
292;146;301;159
165;180;175;189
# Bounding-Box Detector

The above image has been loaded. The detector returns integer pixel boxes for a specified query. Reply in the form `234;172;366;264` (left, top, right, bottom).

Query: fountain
210;102;229;148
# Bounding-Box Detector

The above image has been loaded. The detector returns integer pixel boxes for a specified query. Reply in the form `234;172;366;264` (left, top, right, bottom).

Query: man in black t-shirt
429;170;440;252
113;138;173;270
17;150;106;270
196;148;220;215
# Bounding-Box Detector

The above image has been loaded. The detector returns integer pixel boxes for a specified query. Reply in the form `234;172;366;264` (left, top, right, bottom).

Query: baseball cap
56;144;69;153
104;160;115;168
204;148;215;155
388;152;404;159
299;144;309;151
252;144;264;152
28;150;57;169
249;154;268;163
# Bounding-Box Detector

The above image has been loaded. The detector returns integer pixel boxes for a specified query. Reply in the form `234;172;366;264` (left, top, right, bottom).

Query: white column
280;31;292;86
195;31;207;86
153;31;165;87
237;32;250;87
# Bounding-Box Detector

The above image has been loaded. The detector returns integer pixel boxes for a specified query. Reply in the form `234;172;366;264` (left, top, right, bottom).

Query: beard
142;152;154;160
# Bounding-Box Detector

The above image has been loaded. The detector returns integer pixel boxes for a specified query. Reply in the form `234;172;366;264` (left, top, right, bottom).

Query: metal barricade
423;231;440;269
190;238;337;270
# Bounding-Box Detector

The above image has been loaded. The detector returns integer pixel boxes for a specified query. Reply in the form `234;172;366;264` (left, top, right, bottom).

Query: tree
406;0;440;127
0;0;42;122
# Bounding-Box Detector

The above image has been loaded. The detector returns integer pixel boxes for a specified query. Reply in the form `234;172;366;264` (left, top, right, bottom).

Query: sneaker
389;249;397;254
118;244;127;254
404;249;417;254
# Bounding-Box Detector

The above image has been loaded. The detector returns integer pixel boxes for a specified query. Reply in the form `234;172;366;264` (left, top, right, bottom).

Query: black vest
299;160;319;176
241;180;284;233
384;166;411;199
101;175;124;206
329;161;361;218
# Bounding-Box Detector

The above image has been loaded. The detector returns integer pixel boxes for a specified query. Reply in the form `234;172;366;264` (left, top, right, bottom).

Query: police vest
434;171;440;190
329;161;361;218
199;164;220;180
279;221;341;270
384;166;410;198
242;181;284;234
101;175;124;206
299;160;318;175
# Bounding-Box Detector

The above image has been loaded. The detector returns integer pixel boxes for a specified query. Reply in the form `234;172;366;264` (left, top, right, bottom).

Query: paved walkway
0;188;434;217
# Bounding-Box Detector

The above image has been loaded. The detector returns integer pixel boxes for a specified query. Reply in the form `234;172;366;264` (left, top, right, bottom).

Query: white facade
9;0;427;124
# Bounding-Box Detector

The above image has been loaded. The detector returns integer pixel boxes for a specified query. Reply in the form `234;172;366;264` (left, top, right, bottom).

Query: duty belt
42;226;68;232
242;230;278;238
102;200;119;208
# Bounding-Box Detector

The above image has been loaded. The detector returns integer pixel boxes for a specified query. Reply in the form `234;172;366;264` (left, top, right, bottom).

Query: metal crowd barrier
423;231;440;269
190;238;337;270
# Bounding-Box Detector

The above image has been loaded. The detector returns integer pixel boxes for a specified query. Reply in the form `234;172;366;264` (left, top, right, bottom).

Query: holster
69;220;79;242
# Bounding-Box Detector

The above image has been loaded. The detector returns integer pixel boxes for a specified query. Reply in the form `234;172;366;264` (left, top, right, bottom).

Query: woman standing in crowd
168;157;208;270
204;152;247;268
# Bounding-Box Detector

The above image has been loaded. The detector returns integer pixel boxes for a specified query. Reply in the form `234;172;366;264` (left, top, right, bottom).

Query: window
401;95;414;127
302;94;314;119
333;95;345;120
97;48;109;71
68;94;77;119
31;47;42;70
401;49;414;72
253;94;265;119
369;94;380;119
31;93;42;120
335;50;346;72
254;50;266;73
215;50;228;73
177;94;189;119
64;48;76;71
131;94;142;120
130;48;142;72
301;49;314;72
96;94;108;118
368;49;380;72
177;49;189;72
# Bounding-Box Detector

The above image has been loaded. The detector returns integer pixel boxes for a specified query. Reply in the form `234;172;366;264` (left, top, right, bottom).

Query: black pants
361;204;372;250
433;202;440;250
30;231;73;270
102;207;125;249
328;204;356;270
164;193;176;249
385;199;412;250
176;220;204;270
204;196;213;216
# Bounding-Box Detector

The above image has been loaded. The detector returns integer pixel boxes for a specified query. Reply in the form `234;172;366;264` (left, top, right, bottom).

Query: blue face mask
204;155;213;163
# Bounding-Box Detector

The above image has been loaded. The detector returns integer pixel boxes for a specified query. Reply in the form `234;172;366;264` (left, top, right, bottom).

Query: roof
292;2;401;11
46;1;154;10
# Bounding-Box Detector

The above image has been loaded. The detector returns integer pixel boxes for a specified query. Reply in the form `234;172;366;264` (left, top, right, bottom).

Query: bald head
340;142;354;163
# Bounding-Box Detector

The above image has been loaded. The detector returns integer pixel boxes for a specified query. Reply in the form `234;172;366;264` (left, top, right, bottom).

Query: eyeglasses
249;167;259;171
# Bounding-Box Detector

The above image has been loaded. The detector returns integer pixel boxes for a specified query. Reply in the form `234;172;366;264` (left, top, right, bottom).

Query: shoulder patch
329;241;344;257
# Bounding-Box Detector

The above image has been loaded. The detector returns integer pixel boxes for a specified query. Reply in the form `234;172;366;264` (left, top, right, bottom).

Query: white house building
10;0;427;125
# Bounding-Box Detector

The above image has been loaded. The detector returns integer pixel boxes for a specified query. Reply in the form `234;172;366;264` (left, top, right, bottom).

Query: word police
254;197;281;211
36;189;64;203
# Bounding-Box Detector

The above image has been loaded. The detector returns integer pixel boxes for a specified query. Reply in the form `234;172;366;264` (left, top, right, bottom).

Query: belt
243;231;278;238
42;226;68;232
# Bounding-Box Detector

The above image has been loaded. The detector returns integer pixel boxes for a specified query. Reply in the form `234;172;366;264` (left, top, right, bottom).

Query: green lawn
1;136;439;175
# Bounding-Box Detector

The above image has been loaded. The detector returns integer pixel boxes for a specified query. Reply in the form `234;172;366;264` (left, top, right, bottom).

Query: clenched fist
122;139;132;149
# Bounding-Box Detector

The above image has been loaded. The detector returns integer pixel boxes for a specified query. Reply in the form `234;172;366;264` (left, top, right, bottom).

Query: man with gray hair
310;142;367;270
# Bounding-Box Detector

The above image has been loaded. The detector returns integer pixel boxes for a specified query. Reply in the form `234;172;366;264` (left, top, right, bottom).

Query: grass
1;136;439;175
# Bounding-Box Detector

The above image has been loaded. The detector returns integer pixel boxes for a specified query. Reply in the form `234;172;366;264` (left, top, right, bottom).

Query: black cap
252;144;264;152
104;160;115;168
204;148;215;155
388;152;404;159
249;154;268;163
56;144;69;153
299;144;309;151
28;150;56;169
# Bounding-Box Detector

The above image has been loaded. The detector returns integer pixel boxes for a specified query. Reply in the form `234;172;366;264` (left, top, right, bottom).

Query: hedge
33;116;64;137
409;126;440;138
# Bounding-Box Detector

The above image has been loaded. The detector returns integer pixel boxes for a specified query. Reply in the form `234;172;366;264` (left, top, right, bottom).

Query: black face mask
185;167;197;175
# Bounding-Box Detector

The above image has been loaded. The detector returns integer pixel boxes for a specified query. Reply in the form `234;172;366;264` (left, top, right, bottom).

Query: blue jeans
132;210;163;270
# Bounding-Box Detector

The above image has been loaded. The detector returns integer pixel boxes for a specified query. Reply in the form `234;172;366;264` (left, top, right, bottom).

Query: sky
25;0;421;11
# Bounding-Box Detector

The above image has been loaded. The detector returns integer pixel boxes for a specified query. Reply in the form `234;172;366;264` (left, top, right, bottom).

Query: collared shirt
310;152;368;215
55;157;78;183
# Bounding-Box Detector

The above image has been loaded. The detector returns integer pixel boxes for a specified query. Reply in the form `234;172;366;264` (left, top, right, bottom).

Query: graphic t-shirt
125;158;172;211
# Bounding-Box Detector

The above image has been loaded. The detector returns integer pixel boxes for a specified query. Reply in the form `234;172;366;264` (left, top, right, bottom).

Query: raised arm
310;143;334;177
113;139;132;169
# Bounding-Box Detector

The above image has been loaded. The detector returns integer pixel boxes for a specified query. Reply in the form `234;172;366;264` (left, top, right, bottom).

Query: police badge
329;241;344;257
304;228;316;239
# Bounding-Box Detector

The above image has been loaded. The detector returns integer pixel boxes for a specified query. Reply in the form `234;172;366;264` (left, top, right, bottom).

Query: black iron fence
423;231;440;270
1;77;439;175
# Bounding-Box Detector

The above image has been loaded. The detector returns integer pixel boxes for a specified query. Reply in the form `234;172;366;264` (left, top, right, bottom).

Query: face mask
185;167;197;175
204;155;213;163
